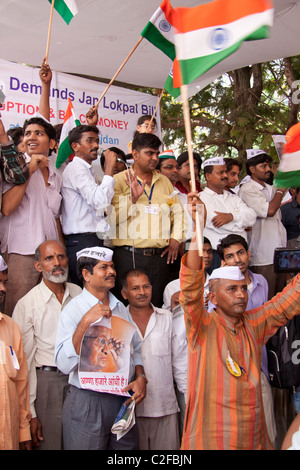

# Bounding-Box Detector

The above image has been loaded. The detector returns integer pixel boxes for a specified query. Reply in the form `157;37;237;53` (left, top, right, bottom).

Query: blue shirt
55;288;143;389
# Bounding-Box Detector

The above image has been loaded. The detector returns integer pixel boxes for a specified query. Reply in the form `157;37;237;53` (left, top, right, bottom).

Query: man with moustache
61;125;118;286
216;233;277;446
180;191;300;450
121;269;181;450
111;133;185;307
55;246;146;450
239;149;287;298
200;156;257;271
12;240;82;450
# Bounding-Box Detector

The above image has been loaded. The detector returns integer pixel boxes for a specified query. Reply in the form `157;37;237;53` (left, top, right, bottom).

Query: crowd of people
0;60;300;451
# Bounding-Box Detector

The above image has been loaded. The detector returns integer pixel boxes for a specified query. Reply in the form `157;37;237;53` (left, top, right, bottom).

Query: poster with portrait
78;315;135;397
272;135;287;160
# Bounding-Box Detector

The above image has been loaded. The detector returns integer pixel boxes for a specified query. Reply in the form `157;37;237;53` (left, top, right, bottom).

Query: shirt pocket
0;341;19;381
150;332;169;356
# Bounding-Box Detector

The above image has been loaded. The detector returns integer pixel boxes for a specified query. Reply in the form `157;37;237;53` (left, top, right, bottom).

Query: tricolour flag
164;66;181;99
275;122;300;188
141;0;176;61
48;0;78;25
56;98;80;168
172;0;273;88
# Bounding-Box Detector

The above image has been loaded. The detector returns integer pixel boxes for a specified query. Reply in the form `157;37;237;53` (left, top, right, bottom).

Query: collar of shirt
203;186;227;198
39;279;71;305
212;308;244;334
72;156;92;169
130;166;162;186
81;287;121;313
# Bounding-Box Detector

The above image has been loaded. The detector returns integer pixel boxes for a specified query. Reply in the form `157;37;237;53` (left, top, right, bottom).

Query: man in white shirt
239;149;287;298
12;240;82;450
61;125;117;286
121;269;184;450
200;156;257;271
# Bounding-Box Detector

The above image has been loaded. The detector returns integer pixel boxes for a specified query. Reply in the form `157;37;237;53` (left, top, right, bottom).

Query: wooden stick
95;36;143;108
45;0;55;62
180;84;203;256
148;88;164;128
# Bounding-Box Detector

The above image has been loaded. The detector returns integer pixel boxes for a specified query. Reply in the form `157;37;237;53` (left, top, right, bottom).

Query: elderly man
55;246;147;450
61;125;118;286
200;156;257;271
179;192;300;450
12;240;82;450
110;133;185;307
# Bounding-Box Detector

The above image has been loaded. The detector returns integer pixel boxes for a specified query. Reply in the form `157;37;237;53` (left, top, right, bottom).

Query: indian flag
164;66;181;99
48;0;78;25
275;122;300;188
141;0;176;61
172;0;274;88
56;98;80;168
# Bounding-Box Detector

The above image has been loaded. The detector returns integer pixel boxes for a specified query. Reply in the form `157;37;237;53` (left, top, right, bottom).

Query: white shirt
199;187;257;250
12;280;82;418
61;156;115;235
131;305;181;418
239;179;287;265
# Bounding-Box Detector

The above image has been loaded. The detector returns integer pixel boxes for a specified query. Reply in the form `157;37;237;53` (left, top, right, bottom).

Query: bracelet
136;373;148;383
276;190;285;195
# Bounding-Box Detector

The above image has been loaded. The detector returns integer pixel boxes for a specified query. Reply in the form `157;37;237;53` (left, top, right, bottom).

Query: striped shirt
0;141;29;208
179;254;300;450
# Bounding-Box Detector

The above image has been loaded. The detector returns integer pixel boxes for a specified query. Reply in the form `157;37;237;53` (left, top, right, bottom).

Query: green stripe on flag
275;169;300;189
48;0;75;24
141;22;175;61
164;72;181;99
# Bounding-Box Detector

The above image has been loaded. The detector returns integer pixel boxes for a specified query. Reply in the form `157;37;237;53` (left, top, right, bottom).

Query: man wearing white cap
200;156;257;271
180;192;300;450
239;149;287;298
55;246;147;450
0;255;8;311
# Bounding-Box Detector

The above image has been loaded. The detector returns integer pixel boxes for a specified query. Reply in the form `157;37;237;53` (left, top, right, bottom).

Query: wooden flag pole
45;0;55;62
95;37;143;108
180;84;203;256
148;88;164;128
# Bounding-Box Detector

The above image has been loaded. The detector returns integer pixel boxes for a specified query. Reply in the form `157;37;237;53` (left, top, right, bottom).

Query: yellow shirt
0;313;31;449
110;169;186;249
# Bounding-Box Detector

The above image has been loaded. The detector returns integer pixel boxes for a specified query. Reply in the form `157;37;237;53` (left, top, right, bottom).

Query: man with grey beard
12;240;81;450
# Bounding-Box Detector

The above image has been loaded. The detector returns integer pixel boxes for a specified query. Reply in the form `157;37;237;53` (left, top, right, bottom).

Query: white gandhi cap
210;266;245;281
76;247;113;262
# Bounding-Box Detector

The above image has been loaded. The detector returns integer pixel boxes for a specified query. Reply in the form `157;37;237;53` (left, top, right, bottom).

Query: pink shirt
0;164;61;255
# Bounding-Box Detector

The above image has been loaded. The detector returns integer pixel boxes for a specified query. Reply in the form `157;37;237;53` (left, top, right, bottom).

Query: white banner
0;58;160;153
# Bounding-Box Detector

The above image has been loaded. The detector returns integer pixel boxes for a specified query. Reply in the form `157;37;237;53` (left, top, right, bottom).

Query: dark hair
132;133;161;152
100;147;126;169
54;123;63;142
23;117;56;141
7;127;24;147
217;234;248;260
203;237;212;247
76;257;100;284
225;158;242;172
177;151;202;171
133;115;157;139
246;153;272;176
68;125;99;146
121;268;150;291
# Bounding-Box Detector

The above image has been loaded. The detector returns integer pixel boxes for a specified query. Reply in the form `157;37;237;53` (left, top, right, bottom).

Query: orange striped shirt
179;254;300;450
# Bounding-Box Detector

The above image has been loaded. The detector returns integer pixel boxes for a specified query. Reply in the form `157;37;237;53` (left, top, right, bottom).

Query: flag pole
148;88;164;128
95;37;143;108
45;0;55;62
180;84;203;256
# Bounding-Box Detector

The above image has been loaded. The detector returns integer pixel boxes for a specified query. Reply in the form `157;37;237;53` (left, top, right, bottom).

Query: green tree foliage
159;56;300;168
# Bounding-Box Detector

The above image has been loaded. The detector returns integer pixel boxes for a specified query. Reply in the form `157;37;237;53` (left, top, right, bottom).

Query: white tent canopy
1;0;300;95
